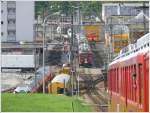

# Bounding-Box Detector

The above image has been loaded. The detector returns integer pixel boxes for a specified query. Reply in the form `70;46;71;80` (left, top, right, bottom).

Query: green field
1;93;92;112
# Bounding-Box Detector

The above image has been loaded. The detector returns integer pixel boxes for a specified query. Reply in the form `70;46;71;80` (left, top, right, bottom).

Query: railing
7;3;16;8
7;14;16;19
7;24;16;30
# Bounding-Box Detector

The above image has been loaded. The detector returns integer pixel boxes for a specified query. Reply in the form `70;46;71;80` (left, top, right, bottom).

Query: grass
1;93;92;112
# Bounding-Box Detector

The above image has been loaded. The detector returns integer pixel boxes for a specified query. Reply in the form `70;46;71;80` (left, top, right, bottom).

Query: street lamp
42;12;60;94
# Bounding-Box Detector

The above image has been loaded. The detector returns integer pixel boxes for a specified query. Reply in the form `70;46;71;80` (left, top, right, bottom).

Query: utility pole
71;8;74;96
77;5;80;97
110;16;113;62
34;17;37;87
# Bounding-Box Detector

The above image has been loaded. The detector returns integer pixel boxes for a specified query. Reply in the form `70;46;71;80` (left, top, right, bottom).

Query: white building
102;2;149;22
1;1;34;42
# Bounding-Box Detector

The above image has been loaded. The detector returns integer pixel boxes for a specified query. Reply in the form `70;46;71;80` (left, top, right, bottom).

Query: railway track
86;87;108;112
79;74;108;112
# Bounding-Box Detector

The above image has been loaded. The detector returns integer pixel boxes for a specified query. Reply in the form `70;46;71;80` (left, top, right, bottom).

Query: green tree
35;1;102;19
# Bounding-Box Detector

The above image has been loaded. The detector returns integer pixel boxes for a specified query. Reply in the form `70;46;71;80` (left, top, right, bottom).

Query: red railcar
77;34;93;67
78;43;93;67
79;52;93;67
107;33;149;112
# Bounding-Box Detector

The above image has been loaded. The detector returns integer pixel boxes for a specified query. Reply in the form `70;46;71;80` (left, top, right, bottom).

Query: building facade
102;2;149;22
1;1;34;42
102;2;149;61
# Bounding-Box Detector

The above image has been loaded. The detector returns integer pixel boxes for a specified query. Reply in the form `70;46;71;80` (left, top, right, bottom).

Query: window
121;68;123;96
8;31;16;35
117;68;119;93
1;10;3;13
131;65;134;101
8;20;15;24
139;64;143;104
129;66;132;100
126;67;129;99
123;67;125;97
133;64;137;102
115;68;116;92
141;46;143;49
7;8;16;14
1;32;4;36
1;21;3;25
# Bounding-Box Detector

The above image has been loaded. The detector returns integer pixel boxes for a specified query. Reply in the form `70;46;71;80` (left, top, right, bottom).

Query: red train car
107;33;149;112
79;52;93;67
78;43;93;67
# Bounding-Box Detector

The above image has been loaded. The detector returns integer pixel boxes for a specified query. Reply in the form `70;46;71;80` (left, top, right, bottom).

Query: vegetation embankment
2;93;92;112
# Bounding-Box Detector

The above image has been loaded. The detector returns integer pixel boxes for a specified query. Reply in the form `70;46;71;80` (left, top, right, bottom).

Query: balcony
7;3;16;8
7;35;16;42
7;24;16;30
7;14;16;19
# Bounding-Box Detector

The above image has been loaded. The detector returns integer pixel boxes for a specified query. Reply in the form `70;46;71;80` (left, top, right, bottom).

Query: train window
125;67;128;98
121;68;123;96
133;65;136;80
131;65;134;101
112;69;113;92
129;66;131;100
111;69;113;92
113;69;115;92
124;67;126;97
117;68;119;93
120;68;122;95
115;68;117;92
123;67;125;97
113;69;115;91
124;67;126;98
122;67;124;96
109;70;111;91
110;69;112;91
133;64;137;102
139;64;143;104
126;66;129;99
109;76;110;91
130;66;132;100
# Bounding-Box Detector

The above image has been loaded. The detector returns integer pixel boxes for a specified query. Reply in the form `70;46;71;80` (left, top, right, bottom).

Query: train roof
109;33;150;66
